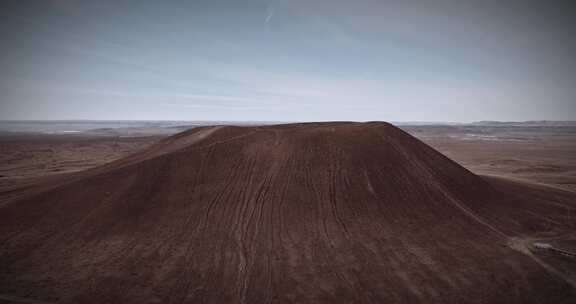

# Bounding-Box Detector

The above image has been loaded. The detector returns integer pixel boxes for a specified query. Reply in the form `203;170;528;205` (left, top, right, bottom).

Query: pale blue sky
1;0;575;122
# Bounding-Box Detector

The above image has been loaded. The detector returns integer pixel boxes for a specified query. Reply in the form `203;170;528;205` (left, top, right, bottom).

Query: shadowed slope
0;122;574;303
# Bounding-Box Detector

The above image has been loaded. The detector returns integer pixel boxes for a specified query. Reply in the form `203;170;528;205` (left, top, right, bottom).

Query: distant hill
471;120;576;127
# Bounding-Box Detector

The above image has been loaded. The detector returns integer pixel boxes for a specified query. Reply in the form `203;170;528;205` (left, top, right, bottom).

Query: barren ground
0;134;162;193
403;125;576;192
0;123;574;303
2;125;575;193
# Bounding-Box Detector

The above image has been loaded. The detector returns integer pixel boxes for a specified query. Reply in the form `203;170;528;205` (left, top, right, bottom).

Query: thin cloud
265;5;274;23
163;103;267;110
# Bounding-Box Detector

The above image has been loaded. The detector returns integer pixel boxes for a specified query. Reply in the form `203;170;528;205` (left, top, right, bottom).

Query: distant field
402;125;576;192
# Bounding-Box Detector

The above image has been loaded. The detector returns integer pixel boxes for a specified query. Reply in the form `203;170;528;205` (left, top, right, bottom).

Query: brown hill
0;122;575;303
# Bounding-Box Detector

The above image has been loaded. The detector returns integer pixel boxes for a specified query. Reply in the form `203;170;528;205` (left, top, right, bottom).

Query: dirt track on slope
0;122;575;303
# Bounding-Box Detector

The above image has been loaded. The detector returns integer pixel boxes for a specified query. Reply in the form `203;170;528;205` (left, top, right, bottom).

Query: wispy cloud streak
265;1;275;23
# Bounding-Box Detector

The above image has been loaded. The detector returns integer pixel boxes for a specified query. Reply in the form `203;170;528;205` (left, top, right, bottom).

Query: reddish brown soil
0;122;575;303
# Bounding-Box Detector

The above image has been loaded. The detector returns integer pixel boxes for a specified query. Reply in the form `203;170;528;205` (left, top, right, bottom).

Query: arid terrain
404;124;576;192
0;121;575;303
2;122;575;194
0;134;162;194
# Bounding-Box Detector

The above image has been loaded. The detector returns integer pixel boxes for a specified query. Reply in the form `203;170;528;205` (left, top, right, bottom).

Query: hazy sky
1;0;575;122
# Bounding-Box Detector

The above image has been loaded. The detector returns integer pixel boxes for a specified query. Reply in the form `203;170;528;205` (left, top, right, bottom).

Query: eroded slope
0;122;574;303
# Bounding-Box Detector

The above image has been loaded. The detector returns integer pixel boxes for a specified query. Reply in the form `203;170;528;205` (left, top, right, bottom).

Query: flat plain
403;124;576;192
